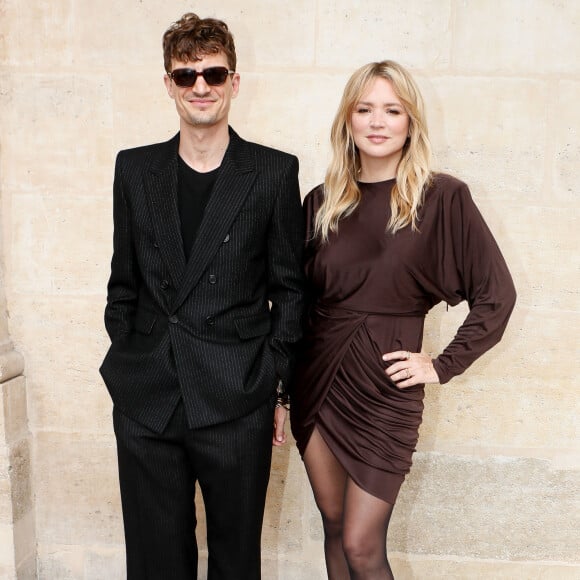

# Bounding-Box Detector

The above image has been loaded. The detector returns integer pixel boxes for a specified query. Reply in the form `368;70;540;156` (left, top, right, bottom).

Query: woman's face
350;77;410;173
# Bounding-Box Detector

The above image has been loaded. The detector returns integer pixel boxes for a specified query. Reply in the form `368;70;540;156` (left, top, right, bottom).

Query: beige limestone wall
0;74;36;580
0;0;578;578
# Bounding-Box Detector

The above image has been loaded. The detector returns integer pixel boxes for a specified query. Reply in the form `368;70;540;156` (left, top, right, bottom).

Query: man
100;13;304;579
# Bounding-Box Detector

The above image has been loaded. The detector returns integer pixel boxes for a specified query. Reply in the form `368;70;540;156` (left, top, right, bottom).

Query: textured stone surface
553;80;580;205
16;554;37;580
262;443;306;555
13;510;36;575
0;74;113;195
7;195;111;296
493;205;580;311
0;466;12;521
1;377;27;444
7;297;111;434
453;1;580;75
37;545;84;580
0;368;31;578
430;77;548;200
0;523;16;578
84;547;125;580
0;1;73;67
34;432;124;545
8;439;31;522
316;0;452;69
418;379;579;451
391;453;580;561
0;350;24;384
38;544;127;580
390;554;580;580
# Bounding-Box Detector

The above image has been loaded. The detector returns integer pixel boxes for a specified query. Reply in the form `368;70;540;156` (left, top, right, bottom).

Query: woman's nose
369;112;385;127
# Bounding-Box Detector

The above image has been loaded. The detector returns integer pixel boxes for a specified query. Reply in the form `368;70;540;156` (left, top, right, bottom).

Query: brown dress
290;174;516;504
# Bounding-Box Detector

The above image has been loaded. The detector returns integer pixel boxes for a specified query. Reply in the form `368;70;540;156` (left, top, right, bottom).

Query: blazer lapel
172;129;257;311
143;134;187;288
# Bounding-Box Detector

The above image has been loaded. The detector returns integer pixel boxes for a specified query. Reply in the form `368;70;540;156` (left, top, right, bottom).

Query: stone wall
0;1;578;578
0;207;35;576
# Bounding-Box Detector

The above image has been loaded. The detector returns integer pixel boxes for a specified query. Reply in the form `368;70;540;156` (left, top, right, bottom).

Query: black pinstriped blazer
100;128;305;433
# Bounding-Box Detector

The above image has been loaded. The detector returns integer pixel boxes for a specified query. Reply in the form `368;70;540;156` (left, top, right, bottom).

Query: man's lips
188;99;215;106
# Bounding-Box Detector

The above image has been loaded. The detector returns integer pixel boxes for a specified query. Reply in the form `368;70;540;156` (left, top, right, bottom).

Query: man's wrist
275;380;290;410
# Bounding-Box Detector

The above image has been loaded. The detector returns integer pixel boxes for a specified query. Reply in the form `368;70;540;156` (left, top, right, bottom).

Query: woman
290;61;516;579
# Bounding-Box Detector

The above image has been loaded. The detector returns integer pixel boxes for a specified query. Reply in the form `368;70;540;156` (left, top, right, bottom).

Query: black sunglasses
168;66;234;88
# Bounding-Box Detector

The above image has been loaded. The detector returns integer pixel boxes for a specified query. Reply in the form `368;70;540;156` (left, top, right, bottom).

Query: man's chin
188;114;218;127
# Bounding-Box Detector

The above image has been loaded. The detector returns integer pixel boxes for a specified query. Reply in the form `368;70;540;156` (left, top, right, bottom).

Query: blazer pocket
234;313;271;340
134;310;157;335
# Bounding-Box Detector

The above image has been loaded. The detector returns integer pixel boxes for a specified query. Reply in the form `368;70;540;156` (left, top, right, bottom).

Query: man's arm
104;153;141;342
266;155;306;390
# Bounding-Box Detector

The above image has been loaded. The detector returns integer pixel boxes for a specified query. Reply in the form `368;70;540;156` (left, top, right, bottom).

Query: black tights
304;428;395;580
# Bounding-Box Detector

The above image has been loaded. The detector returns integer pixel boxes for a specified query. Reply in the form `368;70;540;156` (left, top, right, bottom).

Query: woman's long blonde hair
315;60;433;241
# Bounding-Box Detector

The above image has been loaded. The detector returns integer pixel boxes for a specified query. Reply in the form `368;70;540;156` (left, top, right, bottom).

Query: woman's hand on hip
382;350;439;388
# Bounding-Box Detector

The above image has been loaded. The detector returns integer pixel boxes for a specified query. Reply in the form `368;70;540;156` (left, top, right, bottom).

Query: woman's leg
342;478;395;580
303;427;350;580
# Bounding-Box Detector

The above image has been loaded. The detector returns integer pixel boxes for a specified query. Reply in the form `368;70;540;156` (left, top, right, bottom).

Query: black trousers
113;397;274;580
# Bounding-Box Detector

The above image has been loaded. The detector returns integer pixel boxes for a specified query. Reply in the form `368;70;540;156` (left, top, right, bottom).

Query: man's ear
231;73;241;99
164;74;175;98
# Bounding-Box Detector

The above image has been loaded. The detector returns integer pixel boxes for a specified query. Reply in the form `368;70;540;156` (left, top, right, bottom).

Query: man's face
164;52;240;131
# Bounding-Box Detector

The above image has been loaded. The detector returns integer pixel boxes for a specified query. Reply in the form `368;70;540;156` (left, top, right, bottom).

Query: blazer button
169;315;179;324
161;279;170;290
208;274;217;284
205;316;215;326
223;234;230;243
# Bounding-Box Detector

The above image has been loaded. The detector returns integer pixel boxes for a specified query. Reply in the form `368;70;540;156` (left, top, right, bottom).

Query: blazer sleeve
265;155;306;390
104;151;142;342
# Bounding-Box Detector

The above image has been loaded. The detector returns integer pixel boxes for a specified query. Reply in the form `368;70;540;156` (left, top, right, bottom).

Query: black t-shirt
177;156;220;260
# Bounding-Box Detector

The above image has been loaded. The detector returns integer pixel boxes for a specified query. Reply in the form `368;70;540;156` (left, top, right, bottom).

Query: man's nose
192;74;210;94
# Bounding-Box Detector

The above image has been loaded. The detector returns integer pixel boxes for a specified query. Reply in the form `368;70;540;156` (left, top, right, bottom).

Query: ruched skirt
291;305;426;504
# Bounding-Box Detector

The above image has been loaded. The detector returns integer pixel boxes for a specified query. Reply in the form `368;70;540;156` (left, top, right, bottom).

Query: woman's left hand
272;405;288;446
382;350;439;388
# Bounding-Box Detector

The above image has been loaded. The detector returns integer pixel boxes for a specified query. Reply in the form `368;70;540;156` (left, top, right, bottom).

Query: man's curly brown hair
162;13;237;73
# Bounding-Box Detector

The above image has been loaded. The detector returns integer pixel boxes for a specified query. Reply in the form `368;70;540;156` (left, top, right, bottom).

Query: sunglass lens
204;67;229;85
172;69;196;87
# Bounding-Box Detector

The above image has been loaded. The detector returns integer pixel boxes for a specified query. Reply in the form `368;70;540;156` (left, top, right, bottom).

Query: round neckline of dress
357;177;396;186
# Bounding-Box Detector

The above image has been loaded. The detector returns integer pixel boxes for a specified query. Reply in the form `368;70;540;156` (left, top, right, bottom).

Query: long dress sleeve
427;177;517;383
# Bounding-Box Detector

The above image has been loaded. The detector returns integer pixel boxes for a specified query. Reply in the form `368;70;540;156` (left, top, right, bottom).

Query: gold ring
406;369;411;379
406;351;411;360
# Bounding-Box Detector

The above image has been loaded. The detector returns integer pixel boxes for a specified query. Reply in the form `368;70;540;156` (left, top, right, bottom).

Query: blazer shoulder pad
116;133;179;163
